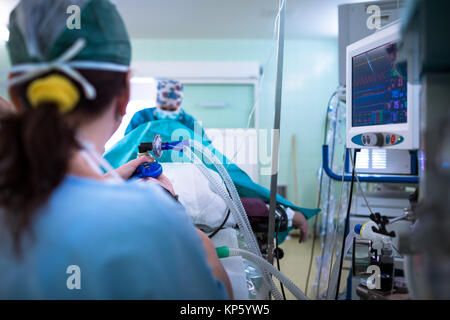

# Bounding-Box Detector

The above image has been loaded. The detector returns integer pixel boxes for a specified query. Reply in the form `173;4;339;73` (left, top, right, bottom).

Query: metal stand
267;0;286;265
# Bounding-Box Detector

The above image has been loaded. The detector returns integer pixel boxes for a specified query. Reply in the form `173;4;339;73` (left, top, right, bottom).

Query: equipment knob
375;133;384;147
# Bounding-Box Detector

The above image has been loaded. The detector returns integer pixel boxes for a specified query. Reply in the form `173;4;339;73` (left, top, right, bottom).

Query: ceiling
1;0;376;40
114;0;374;39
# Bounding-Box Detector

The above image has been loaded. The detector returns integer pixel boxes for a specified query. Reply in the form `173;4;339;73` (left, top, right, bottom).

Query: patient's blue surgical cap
156;80;184;109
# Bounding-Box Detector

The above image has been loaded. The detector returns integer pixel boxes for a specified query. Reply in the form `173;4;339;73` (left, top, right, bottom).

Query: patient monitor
346;22;419;150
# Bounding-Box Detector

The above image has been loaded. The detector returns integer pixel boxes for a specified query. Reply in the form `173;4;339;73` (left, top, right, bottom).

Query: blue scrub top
0;175;228;300
125;107;210;143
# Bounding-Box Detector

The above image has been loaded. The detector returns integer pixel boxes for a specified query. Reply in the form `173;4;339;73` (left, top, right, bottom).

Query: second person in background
125;79;209;142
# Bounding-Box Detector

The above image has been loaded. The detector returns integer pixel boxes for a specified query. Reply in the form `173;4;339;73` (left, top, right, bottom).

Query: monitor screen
352;42;407;127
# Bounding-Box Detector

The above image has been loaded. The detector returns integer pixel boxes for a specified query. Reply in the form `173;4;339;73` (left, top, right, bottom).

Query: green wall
131;39;338;210
182;83;255;128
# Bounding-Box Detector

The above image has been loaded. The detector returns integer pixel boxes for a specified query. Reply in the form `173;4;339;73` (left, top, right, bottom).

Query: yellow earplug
27;75;80;114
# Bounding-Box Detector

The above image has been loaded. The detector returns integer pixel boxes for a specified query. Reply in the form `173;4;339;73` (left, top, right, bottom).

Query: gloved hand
108;155;155;180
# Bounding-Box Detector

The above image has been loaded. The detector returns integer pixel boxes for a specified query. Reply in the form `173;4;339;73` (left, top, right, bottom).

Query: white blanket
161;163;235;231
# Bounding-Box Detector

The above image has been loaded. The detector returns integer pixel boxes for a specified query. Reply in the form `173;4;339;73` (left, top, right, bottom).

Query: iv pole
267;0;286;265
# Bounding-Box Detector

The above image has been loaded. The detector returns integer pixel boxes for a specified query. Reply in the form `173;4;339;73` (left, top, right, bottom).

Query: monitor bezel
346;22;419;150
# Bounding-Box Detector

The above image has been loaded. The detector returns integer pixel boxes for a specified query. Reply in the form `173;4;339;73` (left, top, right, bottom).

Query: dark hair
0;69;128;254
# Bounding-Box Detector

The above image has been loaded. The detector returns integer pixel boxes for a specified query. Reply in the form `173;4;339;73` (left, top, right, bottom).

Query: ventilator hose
184;145;258;254
188;141;260;252
183;144;283;300
228;248;309;300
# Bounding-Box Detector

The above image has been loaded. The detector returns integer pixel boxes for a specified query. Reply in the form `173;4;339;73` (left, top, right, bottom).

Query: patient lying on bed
144;163;308;241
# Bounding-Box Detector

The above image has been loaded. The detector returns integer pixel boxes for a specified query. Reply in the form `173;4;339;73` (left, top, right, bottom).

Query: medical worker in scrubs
0;0;231;299
125;79;210;142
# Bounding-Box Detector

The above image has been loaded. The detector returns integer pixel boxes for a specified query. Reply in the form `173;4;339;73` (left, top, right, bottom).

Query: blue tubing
322;145;419;184
161;140;189;151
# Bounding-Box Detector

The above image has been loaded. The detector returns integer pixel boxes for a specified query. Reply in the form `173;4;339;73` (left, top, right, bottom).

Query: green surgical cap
7;0;131;67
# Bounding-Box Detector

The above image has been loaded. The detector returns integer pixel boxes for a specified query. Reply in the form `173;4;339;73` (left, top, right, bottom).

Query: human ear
116;71;131;117
8;74;23;112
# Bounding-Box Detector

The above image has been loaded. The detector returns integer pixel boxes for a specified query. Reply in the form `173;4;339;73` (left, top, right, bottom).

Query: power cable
334;149;358;300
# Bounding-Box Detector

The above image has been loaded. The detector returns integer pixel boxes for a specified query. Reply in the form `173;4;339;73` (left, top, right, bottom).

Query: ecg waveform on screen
352;42;407;127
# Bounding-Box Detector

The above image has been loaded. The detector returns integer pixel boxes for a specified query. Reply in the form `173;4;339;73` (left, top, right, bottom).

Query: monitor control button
375;133;384;147
391;134;396;145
